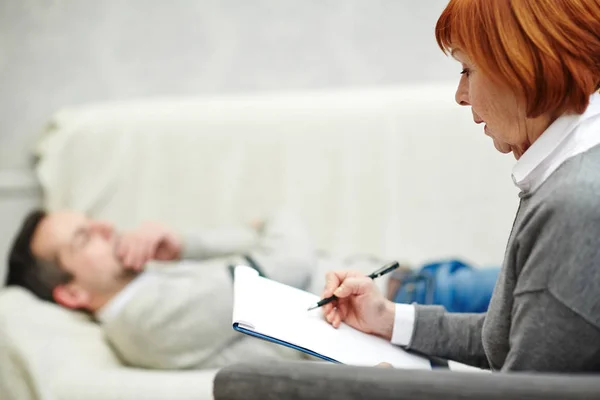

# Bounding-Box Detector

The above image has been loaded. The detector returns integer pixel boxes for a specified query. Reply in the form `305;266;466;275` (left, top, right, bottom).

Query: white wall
0;0;456;171
0;0;462;274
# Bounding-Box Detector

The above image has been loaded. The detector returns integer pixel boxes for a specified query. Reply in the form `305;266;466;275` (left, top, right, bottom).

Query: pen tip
307;305;317;311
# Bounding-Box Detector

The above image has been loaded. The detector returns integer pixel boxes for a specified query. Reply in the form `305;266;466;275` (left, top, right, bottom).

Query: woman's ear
53;283;91;310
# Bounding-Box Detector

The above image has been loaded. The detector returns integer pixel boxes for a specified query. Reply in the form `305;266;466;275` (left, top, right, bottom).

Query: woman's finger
333;276;373;298
338;302;349;321
323;271;345;298
322;297;339;314
326;308;335;323
333;311;342;328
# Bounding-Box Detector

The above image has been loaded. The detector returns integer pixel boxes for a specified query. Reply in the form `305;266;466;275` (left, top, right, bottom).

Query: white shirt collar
95;271;151;324
512;93;600;193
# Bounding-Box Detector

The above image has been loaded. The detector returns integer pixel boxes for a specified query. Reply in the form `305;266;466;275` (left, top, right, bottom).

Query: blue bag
392;259;499;313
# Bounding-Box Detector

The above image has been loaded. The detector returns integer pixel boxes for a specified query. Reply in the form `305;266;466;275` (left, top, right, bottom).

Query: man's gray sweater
407;144;600;372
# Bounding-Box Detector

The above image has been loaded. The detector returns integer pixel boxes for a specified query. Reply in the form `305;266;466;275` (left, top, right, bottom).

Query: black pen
307;261;400;311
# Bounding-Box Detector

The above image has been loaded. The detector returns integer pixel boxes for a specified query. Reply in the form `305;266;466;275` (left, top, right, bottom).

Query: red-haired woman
321;0;600;372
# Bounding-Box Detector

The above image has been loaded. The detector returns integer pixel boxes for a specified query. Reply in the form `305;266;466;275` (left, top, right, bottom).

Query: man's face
30;211;132;309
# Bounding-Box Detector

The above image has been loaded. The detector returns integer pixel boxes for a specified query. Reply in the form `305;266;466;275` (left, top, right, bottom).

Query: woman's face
453;51;552;159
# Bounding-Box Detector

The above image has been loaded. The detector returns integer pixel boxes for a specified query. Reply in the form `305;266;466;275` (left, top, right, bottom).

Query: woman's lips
473;118;490;137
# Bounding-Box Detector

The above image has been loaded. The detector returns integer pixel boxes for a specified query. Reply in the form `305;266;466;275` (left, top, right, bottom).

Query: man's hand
321;270;396;340
116;222;182;271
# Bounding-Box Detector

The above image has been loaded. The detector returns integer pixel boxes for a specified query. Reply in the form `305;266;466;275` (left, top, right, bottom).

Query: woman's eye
460;68;471;77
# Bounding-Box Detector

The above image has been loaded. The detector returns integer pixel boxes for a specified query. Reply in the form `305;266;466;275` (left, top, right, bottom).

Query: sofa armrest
213;361;600;400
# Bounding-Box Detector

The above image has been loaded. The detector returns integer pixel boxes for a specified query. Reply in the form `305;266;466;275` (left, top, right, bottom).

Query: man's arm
180;226;259;260
116;222;260;269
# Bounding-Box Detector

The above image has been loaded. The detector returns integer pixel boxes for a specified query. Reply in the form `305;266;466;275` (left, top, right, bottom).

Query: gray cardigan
407;144;600;372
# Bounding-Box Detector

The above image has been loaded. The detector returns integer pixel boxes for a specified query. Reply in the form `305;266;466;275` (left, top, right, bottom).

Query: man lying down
5;209;317;369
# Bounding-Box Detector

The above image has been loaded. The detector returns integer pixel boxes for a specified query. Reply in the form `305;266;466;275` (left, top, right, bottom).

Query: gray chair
213;361;600;400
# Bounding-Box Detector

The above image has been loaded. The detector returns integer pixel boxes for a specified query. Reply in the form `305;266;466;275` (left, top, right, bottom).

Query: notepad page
233;266;431;369
232;265;260;328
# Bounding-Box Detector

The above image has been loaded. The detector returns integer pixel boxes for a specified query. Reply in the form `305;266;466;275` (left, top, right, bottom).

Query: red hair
435;0;600;117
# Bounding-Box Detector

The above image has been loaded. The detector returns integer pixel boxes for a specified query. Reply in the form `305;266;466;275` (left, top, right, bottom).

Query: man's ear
53;283;91;310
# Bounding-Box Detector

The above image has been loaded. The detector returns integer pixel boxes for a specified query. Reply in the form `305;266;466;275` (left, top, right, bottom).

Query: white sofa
0;84;518;400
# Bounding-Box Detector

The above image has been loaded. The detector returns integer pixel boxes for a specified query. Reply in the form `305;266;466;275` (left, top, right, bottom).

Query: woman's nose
455;77;470;106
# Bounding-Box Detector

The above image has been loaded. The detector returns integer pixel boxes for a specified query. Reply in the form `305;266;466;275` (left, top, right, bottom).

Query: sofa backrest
34;84;518;266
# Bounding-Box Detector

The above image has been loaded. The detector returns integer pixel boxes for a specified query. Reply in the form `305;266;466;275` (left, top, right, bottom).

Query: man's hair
435;0;600;118
5;209;73;302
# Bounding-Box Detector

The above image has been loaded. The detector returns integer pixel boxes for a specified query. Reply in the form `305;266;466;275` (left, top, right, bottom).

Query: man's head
6;209;136;312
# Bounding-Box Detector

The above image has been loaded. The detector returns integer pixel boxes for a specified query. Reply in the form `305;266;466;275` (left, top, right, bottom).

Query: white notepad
232;265;432;369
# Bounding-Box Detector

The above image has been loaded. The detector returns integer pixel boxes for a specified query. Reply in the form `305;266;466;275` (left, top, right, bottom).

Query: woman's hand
375;362;394;368
321;270;396;340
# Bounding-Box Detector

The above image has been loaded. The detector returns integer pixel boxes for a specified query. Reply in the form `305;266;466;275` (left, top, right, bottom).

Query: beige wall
0;0;457;277
0;0;455;171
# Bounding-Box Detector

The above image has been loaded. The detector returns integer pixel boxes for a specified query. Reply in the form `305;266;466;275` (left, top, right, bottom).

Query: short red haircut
435;0;600;118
